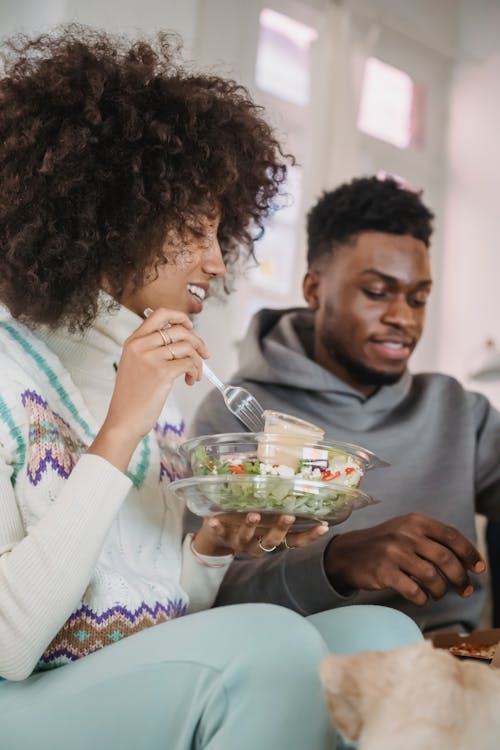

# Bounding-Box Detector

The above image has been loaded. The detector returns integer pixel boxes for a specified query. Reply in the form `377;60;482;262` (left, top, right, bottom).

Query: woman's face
120;214;225;317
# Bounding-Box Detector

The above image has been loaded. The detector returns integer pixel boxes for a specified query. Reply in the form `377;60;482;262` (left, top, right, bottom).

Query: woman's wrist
188;534;233;568
87;422;141;474
192;527;234;557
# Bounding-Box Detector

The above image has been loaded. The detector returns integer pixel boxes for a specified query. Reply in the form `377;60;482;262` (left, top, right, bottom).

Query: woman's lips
187;283;207;314
187;289;203;314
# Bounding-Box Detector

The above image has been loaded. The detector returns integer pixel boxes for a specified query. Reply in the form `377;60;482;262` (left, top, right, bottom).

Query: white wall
0;0;199;50
63;0;199;49
0;0;65;36
439;0;500;407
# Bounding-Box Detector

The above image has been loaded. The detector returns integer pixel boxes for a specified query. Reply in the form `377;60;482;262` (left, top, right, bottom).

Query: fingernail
247;513;260;523
317;525;328;535
462;585;474;597
208;518;219;528
283;515;295;524
143;307;153;318
474;561;486;573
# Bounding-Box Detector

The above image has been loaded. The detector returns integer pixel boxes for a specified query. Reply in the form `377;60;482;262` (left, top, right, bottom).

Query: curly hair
307;175;434;267
0;25;290;329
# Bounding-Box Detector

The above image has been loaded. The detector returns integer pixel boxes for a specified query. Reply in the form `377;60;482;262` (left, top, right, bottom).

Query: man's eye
363;289;386;300
409;296;428;308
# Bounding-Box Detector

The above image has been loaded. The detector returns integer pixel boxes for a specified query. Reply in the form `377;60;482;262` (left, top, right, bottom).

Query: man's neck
312;338;383;398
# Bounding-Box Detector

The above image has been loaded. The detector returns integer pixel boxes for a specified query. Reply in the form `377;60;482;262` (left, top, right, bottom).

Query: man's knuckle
420;565;439;582
443;527;458;544
435;548;454;567
384;539;404;557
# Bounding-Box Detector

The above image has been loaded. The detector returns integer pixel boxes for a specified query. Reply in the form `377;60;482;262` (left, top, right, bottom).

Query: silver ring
258;537;276;553
283;536;296;550
157;328;172;346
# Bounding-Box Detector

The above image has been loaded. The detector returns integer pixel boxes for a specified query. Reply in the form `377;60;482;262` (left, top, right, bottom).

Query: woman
0;26;421;750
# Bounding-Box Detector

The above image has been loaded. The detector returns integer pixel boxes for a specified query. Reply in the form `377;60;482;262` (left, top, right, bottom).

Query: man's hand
324;513;486;606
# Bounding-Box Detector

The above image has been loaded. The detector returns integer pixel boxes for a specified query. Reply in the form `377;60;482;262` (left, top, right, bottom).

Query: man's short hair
306;175;434;267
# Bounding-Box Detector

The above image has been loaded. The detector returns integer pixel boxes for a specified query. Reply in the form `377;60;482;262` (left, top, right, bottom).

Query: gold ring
258;537;276;553
167;345;176;360
157;328;172;346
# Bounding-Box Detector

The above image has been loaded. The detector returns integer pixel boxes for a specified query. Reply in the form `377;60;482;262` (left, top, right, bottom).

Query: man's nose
381;295;418;329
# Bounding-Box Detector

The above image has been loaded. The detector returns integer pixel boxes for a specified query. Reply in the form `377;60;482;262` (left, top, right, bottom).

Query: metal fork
143;308;264;432
202;362;265;432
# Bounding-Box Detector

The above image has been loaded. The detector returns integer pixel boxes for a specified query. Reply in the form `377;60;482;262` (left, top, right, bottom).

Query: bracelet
189;534;231;568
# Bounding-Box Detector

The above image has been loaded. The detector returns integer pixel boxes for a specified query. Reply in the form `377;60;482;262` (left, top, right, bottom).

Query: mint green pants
0;604;421;750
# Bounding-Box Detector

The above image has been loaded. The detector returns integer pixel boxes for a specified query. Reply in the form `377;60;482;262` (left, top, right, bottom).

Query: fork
202;362;265;432
143;308;265;432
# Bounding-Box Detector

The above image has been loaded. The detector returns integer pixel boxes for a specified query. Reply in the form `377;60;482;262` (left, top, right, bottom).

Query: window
357;57;424;149
249;166;302;296
255;8;318;106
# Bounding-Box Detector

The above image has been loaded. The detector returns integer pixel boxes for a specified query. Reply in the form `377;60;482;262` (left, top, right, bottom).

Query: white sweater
0;302;232;681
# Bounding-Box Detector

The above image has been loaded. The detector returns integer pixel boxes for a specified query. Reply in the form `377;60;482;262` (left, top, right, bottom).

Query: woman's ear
303;269;320;311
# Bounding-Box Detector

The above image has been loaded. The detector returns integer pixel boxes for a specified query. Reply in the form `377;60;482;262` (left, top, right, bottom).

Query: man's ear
303;269;320;311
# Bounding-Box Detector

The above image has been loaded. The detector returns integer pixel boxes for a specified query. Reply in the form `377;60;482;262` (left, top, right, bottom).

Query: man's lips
369;338;414;361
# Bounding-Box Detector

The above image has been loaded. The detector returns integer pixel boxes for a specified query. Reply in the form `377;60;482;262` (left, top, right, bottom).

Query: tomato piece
229;464;245;474
321;470;341;482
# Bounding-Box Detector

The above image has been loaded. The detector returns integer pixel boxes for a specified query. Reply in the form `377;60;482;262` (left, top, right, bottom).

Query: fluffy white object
320;640;500;750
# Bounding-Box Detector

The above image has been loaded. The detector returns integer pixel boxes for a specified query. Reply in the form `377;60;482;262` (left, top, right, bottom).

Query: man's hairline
307;229;431;273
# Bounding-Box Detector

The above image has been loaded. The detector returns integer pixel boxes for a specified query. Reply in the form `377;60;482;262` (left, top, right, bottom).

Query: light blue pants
0;604;421;750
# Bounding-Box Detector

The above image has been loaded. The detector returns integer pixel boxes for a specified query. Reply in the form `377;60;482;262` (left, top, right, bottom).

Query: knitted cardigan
0;305;231;681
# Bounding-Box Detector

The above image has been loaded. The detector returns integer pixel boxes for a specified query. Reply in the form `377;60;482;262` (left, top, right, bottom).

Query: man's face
303;231;432;395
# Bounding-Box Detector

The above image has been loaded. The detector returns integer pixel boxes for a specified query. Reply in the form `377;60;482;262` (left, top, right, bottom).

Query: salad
192;445;364;488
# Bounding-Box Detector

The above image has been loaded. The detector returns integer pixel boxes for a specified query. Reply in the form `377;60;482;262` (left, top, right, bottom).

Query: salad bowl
168;473;379;527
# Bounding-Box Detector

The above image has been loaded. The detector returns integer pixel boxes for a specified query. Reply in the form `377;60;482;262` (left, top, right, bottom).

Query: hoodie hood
234;307;413;416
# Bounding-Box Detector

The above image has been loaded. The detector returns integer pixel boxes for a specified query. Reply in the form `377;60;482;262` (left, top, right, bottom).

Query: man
193;175;500;633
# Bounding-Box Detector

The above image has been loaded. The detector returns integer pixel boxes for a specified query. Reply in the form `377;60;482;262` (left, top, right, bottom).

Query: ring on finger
157;328;173;346
258;536;276;553
283;536;296;550
166;345;176;360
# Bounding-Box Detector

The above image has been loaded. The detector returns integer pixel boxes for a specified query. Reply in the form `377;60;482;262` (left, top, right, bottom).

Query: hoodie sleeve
214;530;356;614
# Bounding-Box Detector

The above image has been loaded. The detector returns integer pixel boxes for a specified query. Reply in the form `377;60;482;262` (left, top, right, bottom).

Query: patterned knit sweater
0;302;232;681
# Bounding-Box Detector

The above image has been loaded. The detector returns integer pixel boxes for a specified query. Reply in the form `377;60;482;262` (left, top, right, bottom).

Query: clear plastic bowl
169;474;379;527
180;433;388;490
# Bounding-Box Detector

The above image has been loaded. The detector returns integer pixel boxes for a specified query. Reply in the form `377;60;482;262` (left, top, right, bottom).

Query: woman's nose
203;238;226;278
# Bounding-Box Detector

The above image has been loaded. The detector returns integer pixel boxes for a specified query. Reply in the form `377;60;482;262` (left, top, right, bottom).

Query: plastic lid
263;410;325;441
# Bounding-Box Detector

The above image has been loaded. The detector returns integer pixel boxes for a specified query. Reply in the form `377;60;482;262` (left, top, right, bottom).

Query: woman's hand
88;307;209;471
193;513;329;557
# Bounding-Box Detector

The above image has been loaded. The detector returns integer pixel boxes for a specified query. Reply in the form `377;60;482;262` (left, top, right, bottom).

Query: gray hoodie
193;307;500;632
